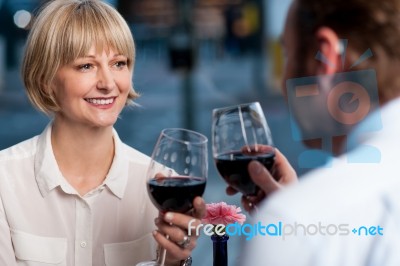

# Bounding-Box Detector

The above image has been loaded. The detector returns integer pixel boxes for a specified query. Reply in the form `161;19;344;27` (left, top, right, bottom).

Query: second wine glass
212;102;275;197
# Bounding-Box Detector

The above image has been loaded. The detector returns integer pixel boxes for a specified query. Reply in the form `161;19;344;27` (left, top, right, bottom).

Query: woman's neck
51;118;115;196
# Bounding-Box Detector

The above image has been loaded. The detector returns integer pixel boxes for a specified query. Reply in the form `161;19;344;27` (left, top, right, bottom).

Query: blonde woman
0;0;203;265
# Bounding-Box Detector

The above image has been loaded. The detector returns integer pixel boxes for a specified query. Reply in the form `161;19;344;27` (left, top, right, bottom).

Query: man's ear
315;27;342;75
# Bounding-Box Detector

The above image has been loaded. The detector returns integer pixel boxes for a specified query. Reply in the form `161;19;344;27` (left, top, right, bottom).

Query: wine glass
137;128;208;266
212;102;275;197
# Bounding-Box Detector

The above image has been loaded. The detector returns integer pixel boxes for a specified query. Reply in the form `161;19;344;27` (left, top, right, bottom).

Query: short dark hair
293;0;400;102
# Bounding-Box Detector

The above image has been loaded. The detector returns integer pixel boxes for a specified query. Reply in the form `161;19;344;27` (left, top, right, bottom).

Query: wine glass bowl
147;128;208;214
212;102;275;196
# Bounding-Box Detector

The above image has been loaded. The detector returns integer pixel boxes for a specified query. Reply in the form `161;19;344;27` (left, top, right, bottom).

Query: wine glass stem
159;235;169;266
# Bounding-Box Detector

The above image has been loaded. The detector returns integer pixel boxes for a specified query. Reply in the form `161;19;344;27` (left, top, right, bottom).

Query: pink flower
202;202;246;225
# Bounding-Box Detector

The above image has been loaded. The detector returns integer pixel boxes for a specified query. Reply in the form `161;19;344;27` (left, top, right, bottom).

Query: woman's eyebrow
76;55;96;59
75;53;127;60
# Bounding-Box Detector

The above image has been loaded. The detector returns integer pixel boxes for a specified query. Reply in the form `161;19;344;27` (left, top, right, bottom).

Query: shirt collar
102;129;129;199
35;124;68;197
35;124;129;199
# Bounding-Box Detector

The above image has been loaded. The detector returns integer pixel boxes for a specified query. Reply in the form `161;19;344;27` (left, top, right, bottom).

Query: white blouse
0;124;158;266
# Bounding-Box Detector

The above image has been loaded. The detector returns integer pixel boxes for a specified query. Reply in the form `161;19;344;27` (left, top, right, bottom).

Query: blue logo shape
286;41;382;168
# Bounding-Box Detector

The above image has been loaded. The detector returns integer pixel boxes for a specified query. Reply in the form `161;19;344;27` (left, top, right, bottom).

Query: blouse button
80;241;87;248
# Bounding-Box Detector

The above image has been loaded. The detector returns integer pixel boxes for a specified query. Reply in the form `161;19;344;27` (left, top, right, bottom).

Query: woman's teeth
85;98;114;105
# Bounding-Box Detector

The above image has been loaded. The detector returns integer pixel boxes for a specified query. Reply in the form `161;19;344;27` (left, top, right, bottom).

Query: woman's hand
227;148;298;213
153;196;206;265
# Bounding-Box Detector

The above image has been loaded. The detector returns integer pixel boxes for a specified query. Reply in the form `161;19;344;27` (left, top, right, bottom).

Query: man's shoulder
263;157;400;221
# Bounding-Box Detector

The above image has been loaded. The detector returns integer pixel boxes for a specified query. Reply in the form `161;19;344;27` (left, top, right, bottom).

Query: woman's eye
115;61;127;68
78;64;93;70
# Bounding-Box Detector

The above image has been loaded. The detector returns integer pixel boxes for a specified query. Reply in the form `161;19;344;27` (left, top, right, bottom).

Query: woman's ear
315;27;342;75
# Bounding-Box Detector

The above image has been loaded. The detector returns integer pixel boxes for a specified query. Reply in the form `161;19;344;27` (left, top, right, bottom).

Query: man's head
282;0;400;152
284;0;400;102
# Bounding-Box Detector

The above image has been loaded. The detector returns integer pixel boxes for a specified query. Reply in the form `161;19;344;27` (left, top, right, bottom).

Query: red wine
147;176;206;213
215;150;275;196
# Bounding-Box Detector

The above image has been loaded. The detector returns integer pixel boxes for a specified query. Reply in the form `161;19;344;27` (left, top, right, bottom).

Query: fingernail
249;161;263;175
196;197;204;205
152;230;158;237
164;212;174;222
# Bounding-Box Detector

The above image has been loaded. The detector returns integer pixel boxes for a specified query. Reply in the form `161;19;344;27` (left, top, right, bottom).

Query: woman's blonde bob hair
22;0;139;115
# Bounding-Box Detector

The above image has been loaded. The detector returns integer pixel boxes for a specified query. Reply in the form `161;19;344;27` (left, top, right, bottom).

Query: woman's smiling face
51;45;132;128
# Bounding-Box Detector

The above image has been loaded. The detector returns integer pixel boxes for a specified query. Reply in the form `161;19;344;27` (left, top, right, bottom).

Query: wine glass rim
160;128;208;145
212;101;261;113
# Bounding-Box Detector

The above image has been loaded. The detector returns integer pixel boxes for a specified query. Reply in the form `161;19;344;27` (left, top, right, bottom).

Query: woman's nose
97;67;116;91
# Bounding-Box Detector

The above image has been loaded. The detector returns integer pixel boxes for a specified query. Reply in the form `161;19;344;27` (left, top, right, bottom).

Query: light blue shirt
243;98;400;266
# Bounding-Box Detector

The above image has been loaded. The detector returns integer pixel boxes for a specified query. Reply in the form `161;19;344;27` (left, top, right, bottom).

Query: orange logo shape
327;81;370;125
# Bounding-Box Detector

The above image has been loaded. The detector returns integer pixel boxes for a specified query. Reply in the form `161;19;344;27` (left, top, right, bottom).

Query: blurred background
0;0;311;265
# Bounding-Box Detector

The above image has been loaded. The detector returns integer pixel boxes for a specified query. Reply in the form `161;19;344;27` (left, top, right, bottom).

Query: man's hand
227;148;298;213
